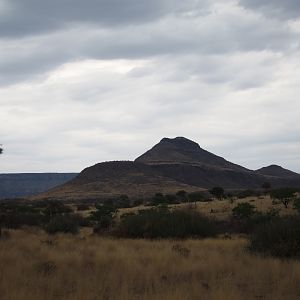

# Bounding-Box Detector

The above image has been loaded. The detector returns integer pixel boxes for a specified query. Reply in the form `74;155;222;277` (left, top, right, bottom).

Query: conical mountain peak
135;137;246;171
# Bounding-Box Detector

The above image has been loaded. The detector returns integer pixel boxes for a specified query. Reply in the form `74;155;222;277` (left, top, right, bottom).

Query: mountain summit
136;137;247;172
256;165;300;178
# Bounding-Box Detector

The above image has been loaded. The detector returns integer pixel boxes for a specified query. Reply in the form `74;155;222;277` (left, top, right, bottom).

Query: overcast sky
1;0;300;173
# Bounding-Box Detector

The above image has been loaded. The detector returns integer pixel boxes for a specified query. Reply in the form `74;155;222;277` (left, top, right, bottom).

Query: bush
270;188;298;209
93;216;113;234
114;209;218;239
232;203;256;220
249;216;300;258
43;201;73;221
77;204;90;211
293;198;300;213
237;189;260;199
188;191;207;202
44;214;79;235
209;187;224;200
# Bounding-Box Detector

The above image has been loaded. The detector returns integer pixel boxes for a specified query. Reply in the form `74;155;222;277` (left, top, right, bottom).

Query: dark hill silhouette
32;161;200;201
136;137;248;172
256;165;300;178
32;137;300;201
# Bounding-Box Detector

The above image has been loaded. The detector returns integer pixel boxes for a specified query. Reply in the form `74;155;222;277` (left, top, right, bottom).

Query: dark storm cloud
0;6;297;86
240;0;300;19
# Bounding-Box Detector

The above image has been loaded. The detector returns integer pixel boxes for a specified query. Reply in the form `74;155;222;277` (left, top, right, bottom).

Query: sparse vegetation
270;188;298;208
209;186;224;200
232;202;256;220
114;208;218;239
249;216;300;258
44;214;80;235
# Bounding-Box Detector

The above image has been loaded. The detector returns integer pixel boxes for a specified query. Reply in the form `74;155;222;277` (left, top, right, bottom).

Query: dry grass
118;195;297;220
1;229;300;300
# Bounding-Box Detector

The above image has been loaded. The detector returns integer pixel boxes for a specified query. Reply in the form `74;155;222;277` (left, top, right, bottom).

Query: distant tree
0;147;2;154
176;190;188;202
151;193;165;206
43;201;72;221
270;188;297;209
262;182;271;194
209;187;225;200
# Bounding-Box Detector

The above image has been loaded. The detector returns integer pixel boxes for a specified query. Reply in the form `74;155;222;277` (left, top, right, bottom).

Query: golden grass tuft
1;229;300;299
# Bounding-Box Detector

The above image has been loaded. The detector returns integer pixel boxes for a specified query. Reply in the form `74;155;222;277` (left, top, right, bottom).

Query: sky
0;0;300;173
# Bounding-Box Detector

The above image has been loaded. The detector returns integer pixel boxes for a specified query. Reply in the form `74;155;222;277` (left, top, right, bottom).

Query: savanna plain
1;194;300;300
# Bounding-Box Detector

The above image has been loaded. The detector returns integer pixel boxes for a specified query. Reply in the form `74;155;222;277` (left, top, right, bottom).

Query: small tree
270;188;297;209
209;187;224;200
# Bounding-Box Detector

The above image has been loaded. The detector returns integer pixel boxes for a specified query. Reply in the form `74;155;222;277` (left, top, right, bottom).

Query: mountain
136;137;247;172
136;137;264;189
32;161;200;201
0;173;77;199
31;137;300;201
256;165;300;178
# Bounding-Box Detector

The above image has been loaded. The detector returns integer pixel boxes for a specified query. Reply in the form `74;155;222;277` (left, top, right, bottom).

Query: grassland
1;228;300;300
1;195;300;300
116;195;296;220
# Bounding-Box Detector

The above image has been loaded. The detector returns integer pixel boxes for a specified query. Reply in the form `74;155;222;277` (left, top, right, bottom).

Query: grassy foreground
1;229;300;300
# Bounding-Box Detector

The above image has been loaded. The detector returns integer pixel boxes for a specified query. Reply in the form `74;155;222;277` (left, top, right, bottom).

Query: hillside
32;137;300;201
0;173;77;199
136;137;300;190
256;165;300;178
32;161;200;201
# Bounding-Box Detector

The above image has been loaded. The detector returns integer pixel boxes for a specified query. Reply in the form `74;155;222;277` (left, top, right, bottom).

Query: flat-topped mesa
135;137;247;172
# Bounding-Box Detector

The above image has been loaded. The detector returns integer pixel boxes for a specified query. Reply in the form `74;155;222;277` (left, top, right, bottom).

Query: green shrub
209;187;224;200
232;203;256;220
93;216;113;234
44;214;79;235
249;216;300;258
114;209;218;239
90;204;116;222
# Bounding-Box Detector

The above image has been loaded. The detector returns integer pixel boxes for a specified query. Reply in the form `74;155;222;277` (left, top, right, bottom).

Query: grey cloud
0;7;297;86
0;0;207;37
240;0;300;19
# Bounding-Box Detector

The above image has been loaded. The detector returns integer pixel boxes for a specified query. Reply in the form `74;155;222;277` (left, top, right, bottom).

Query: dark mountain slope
136;137;248;172
32;161;200;201
32;137;300;201
256;165;300;178
136;137;300;189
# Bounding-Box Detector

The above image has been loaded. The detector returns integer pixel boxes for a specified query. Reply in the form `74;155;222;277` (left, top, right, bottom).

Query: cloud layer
1;0;300;173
